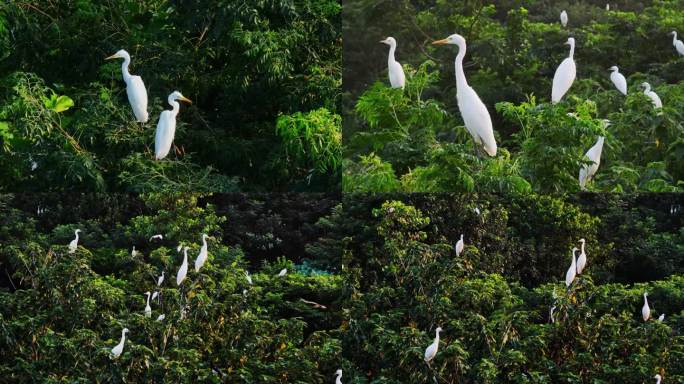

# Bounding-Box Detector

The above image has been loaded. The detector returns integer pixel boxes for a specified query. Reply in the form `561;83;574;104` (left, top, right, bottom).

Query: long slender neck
434;330;440;343
673;32;678;45
202;236;208;247
146;293;151;306
75;232;79;241
580;242;585;253
169;99;180;115
120;330;126;344
644;295;648;305
568;42;575;59
121;55;132;82
388;42;396;64
572;250;576;263
455;41;468;89
183;249;188;263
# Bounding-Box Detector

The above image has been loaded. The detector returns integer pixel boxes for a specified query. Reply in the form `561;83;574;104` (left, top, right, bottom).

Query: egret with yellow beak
105;49;149;123
155;91;192;160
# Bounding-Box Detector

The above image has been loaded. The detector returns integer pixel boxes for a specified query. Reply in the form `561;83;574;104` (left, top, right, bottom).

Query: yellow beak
432;39;449;45
179;96;192;104
104;54;118;60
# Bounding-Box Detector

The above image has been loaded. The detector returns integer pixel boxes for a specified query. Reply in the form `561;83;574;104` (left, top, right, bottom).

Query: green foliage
0;0;341;192
343;0;684;192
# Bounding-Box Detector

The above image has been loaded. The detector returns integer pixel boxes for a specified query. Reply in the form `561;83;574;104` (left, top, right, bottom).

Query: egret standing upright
552;38;577;103
195;234;210;272
642;292;651;321
560;10;568;27
424;327;442;365
432;34;497;156
455;234;464;256
380;37;405;89
641;83;662;109
155;91;192;160
670;31;684;56
579;136;605;190
577;239;587;274
565;247;578;287
110;327;129;359
177;247;189;286
105;50;149;123
144;291;152;318
69;229;81;254
609;66;627;95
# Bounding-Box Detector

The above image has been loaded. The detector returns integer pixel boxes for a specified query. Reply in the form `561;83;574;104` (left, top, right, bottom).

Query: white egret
110;327;129;359
655;374;662;384
68;229;81;253
550;306;556;323
278;268;287;277
560;10;568;27
155;91;192;160
474;207;481;215
455;234;464;256
149;234;163;241
670;31;684;56
609;66;627;95
642;292;650;321
177;246;189;286
157;314;165;321
105;50;149;123
641;83;662;109
579;136;605;190
658;313;665;322
245;271;253;285
380;37;405;89
131;246;137;257
606;3;610;11
432;34;497;156
565;247;578;287
144;291;152;318
151;291;158;301
335;369;342;384
577;238;587;274
157;271;165;286
195;234;210;272
552;38;576;103
424;327;442;365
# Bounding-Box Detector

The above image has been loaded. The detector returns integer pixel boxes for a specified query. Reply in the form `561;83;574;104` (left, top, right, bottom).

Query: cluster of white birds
379;7;683;190
105;49;192;161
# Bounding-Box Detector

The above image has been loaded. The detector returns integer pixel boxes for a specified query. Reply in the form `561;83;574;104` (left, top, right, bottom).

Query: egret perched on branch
609;66;627;95
151;291;158;301
641;83;662;109
131;246;138;257
110;328;129;359
654;374;662;384
552;38;576;103
432;34;497;156
155;91;192;160
144;291;152;318
577;238;587;274
658;313;665;322
565;247;578;287
195;234;210;272
105;49;149;122
69;229;81;253
177;246;189;286
642;292;650;321
334;369;343;384
149;234;163;241
424;327;442;365
157;271;165;286
670;31;684;56
560;10;568;27
380;37;405;89
278;268;287;277
579;136;605;190
455;234;464;256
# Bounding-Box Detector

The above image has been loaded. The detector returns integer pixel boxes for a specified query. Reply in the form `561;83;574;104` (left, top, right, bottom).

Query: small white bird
177;247;189;286
155;91;192;160
157;314;165;321
68;229;81;253
560;10;568;27
157;271;165;286
641;82;662;109
609;66;627;95
606;3;610;11
432;34;497;157
658;313;665;322
149;234;163;241
380;37;406;89
131;246;137;257
424;327;442;364
642;292;651;321
151;291;158;301
579;136;605;190
144;291;152;318
334;369;343;384
576;238;587;274
670;31;684;56
474;207;481;215
654;374;662;384
455;234;464;256
105;49;149;123
110;327;129;359
195;234;210;272
552;38;576;103
278;268;287;277
565;247;578;287
245;271;253;285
